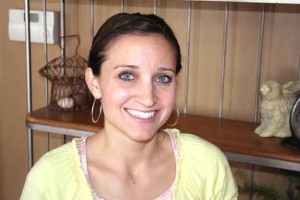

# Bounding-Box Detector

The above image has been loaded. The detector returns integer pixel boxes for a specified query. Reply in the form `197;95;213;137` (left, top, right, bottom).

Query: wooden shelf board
26;107;300;167
186;0;300;4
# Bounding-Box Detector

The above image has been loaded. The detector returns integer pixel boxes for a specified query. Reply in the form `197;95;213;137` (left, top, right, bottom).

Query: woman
21;13;237;200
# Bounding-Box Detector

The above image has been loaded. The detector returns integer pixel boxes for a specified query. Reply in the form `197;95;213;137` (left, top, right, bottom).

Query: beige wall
0;0;299;199
0;1;27;199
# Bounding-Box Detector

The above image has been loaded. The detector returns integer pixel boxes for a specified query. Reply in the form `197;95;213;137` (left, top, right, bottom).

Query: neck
87;127;167;171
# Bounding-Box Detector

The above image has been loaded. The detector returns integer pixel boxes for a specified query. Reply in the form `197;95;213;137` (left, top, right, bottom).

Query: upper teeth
126;109;155;119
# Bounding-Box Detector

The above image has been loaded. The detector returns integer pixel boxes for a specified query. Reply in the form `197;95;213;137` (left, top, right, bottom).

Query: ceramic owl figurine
255;80;300;137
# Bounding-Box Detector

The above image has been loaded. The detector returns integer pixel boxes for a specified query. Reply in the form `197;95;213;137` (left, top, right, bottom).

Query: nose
136;81;157;107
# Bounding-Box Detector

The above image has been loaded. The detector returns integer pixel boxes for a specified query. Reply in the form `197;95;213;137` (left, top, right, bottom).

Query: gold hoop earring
167;107;179;127
91;98;102;123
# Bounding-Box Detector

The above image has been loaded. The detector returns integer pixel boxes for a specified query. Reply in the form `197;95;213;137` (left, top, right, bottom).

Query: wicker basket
39;54;92;111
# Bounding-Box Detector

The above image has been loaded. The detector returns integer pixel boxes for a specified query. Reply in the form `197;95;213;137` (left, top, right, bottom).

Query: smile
126;109;156;119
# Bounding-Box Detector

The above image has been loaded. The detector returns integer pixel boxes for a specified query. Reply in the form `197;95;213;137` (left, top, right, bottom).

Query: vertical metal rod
254;4;266;123
42;1;48;103
43;0;50;152
298;56;300;80
154;0;157;15
249;164;255;200
90;0;94;44
219;2;229;119
121;0;124;13
251;5;265;198
183;1;192;114
60;0;67;144
287;177;294;200
60;0;66;57
24;0;33;169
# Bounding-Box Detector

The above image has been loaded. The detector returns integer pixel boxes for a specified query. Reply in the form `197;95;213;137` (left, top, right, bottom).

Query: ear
85;67;102;99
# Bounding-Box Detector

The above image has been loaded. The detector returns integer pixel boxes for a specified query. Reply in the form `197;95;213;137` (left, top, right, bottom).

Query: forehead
105;34;175;58
100;34;176;73
110;33;171;49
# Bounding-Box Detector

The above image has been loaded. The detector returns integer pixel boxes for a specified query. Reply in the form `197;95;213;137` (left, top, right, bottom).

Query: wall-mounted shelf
26;106;300;172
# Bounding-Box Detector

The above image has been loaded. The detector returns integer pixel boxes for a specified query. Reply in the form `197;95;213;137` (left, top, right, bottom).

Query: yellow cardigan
21;129;238;200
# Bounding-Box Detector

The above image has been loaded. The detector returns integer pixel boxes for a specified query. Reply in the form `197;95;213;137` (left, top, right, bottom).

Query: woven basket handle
59;35;80;55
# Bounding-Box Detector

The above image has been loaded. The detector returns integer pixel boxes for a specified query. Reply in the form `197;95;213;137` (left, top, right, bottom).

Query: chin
128;126;160;142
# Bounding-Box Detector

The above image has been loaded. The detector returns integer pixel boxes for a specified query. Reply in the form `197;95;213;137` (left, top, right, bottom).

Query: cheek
158;87;177;106
101;86;130;107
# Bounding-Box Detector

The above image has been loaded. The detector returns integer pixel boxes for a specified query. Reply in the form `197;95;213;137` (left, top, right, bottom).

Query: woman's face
94;34;177;142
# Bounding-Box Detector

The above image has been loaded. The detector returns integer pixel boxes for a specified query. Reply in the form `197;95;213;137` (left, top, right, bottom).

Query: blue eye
119;72;134;81
156;75;172;84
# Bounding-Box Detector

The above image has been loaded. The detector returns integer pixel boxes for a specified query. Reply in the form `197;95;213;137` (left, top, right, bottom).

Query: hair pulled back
88;12;182;75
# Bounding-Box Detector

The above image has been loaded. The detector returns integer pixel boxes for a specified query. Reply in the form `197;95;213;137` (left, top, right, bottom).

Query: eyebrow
113;65;175;74
158;67;176;74
113;65;138;70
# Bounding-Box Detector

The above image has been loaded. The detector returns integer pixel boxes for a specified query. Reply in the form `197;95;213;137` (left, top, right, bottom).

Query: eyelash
155;75;172;84
119;71;134;81
118;71;173;84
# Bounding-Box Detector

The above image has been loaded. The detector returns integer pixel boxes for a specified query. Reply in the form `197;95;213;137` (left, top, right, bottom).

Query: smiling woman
21;13;238;200
86;34;177;142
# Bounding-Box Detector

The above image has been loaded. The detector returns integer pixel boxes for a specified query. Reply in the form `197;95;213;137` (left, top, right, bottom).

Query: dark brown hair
88;12;182;75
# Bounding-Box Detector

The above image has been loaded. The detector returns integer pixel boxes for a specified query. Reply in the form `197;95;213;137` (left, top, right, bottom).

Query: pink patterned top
76;131;179;200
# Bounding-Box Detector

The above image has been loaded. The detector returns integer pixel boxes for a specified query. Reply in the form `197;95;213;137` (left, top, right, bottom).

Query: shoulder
21;138;91;199
181;133;226;161
31;139;78;176
178;132;230;177
165;129;238;200
165;128;226;163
